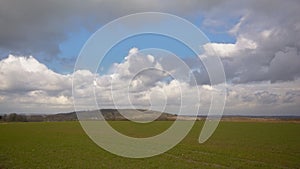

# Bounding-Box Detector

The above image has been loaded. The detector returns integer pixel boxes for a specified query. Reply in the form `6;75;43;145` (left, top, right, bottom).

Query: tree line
0;113;28;122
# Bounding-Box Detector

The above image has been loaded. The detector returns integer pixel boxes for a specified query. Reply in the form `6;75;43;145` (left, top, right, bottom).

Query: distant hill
27;112;77;122
1;109;178;122
1;110;299;122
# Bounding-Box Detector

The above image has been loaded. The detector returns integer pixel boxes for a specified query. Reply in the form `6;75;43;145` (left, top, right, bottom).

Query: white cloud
0;55;71;92
203;43;236;58
202;85;214;91
0;55;74;113
202;36;257;58
128;47;139;55
0;51;300;116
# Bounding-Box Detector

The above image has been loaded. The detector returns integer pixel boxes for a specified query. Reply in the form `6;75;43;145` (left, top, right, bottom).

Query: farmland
0;121;299;168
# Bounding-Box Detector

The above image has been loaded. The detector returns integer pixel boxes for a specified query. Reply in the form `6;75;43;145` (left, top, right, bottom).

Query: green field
0;121;299;169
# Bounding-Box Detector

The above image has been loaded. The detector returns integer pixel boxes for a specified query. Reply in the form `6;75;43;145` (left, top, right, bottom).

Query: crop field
0;121;299;169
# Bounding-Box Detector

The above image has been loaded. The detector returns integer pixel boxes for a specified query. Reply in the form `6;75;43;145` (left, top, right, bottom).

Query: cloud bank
0;51;299;115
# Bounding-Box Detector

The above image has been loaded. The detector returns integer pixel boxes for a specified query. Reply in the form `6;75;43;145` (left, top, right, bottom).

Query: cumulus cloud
0;55;73;113
1;50;299;115
92;48;199;113
203;36;257;58
0;55;71;92
0;50;208;114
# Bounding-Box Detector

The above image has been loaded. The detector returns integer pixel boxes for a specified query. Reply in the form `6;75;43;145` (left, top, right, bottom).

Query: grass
0;121;299;168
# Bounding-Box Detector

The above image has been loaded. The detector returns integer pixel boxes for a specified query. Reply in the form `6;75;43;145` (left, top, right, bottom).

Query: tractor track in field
181;148;293;169
164;153;231;169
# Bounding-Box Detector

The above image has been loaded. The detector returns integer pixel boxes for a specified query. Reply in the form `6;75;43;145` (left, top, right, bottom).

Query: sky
0;0;300;115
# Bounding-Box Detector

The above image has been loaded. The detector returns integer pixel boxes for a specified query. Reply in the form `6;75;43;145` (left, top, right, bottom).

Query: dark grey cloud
283;90;300;103
269;47;300;82
241;95;254;102
0;0;221;57
254;91;279;105
200;0;300;84
0;0;76;55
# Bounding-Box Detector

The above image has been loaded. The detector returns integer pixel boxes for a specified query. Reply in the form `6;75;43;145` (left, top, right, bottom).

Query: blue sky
53;17;236;74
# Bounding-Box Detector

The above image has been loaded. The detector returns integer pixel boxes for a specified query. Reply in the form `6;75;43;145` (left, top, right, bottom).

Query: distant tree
7;113;17;121
16;114;27;122
5;113;27;122
3;114;7;121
